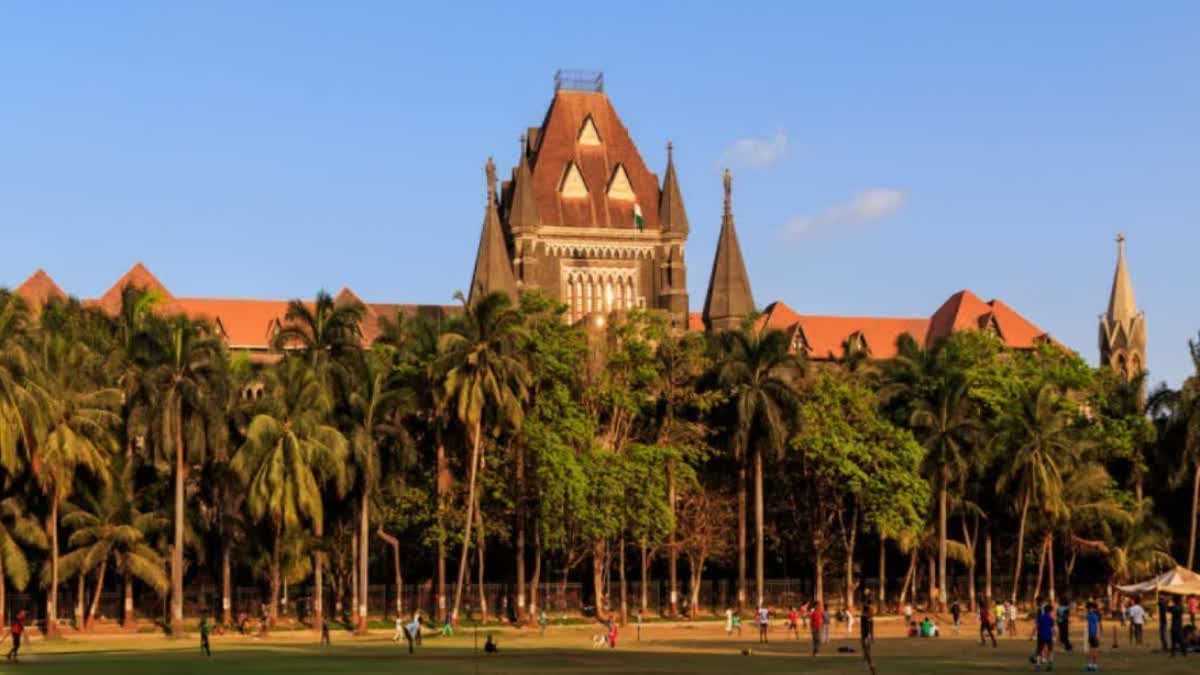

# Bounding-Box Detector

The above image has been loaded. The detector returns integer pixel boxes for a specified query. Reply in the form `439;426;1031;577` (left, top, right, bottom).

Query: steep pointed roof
95;262;178;315
1106;234;1138;322
15;269;66;307
507;139;540;230
702;169;754;330
468;159;518;304
658;142;688;235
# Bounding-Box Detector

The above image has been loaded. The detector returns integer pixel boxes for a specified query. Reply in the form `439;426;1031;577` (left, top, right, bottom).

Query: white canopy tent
1117;566;1200;596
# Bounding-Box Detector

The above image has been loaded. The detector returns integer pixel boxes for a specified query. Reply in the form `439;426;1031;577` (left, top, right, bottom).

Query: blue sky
1;2;1197;385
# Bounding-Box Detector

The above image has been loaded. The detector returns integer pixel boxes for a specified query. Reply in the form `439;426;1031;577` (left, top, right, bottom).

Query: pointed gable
506;145;540;230
578;115;602;145
517;89;661;229
606;164;635;201
96;263;177;315
15;269;66;307
469;159;518;305
702;169;754;332
658;143;689;235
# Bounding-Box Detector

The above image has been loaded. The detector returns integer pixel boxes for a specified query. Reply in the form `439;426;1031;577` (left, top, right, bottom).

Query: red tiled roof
94;262;181;314
687;311;705;332
174;298;291;348
522;90;662;230
15;269;66;307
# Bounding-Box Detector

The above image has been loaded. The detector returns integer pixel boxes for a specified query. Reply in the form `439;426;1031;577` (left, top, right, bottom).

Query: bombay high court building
10;72;1147;377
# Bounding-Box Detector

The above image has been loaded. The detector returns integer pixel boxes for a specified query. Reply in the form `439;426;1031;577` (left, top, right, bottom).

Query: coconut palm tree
139;314;226;627
0;291;38;481
438;291;529;621
0;496;48;622
910;375;979;610
58;461;169;628
231;357;348;627
995;384;1080;603
1146;335;1200;568
343;347;412;631
714;326;802;608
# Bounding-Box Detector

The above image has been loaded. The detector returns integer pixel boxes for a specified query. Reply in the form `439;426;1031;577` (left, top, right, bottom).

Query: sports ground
2;618;1194;674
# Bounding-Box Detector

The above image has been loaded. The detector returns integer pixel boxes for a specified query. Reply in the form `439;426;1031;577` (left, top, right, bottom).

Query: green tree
231;357;348;626
1147;335;1200;568
0;496;48;622
715;327;801;608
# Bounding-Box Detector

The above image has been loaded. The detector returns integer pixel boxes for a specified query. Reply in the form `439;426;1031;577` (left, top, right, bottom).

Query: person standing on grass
950;599;961;635
200;613;213;657
979;599;998;647
538;609;547;636
636;609;643;641
321;616;331;646
1035;604;1055;671
1085;601;1102;672
1127;597;1146;647
4;611;25;663
861;603;878;675
1158;595;1169;651
756;606;769;644
810;603;824;656
821;604;831;644
392;614;406;643
1170;594;1186;658
731;610;742;636
903;601;914;629
725;607;734;635
800;600;809;629
787;607;800;639
1189;595;1198;627
1056;598;1072;652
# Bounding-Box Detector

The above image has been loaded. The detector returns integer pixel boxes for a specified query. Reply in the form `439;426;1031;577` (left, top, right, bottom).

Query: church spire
658;141;689;235
468;157;517;305
508;135;540;230
1099;233;1146;379
702;169;754;332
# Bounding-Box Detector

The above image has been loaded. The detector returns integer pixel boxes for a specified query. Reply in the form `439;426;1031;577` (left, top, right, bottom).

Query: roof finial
1116;232;1126;253
485;157;497;201
666;141;673;163
723;168;733;218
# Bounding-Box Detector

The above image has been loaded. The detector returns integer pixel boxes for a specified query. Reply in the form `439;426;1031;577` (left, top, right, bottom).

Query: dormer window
607;164;635;201
578;115;601;146
559;162;589;199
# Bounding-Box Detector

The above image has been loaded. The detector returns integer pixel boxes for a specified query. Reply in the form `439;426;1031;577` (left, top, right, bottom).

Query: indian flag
633;203;644;230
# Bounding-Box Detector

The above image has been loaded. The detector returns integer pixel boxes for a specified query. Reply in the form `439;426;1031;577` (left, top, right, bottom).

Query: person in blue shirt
1086;601;1103;672
1036;604;1056;671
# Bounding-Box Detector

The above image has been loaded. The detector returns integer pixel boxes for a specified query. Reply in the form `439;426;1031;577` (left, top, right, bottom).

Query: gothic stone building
9;76;1144;374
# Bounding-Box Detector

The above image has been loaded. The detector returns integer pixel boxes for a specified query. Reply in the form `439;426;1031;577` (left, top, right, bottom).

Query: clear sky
2;2;1197;385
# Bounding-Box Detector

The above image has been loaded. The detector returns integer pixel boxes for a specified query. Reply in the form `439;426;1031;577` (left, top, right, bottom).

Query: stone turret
658;142;690;327
702;169;754;332
1099;233;1146;379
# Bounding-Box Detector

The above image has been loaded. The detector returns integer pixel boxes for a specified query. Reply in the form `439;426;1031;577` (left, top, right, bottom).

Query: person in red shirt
787;607;800;639
5;611;25;663
809;603;825;656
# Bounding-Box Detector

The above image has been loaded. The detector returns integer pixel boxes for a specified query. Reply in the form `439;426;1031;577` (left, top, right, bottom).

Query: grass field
1;619;1193;674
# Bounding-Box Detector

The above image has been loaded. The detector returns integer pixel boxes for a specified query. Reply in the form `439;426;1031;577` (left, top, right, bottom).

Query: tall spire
468;157;517;305
1106;233;1137;322
658;141;689;235
702;169;755;332
1099;233;1146;380
508;135;540;230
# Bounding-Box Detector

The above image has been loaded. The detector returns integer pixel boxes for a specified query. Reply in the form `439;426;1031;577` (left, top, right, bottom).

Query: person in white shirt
1128;598;1146;645
756;606;770;644
392;616;405;643
845;606;855;635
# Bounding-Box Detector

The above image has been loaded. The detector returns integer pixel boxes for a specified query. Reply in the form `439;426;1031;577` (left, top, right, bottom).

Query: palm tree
344;347;411;632
25;326;119;635
272;290;363;625
0;496;48;622
715;327;802;608
59;462;169;628
1146;334;1200;567
910;375;978;610
995;384;1079;603
0;291;38;484
231;357;348;626
139;314;225;627
438;291;529;621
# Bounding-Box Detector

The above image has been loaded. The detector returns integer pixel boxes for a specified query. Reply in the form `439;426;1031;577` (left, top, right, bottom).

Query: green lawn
2;622;1193;674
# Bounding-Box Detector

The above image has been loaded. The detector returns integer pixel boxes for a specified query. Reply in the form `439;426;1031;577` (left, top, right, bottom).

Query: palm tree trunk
358;490;369;633
0;557;5;629
221;546;232;625
926;555;935;608
592;539;607;620
87;561;107;628
377;528;402;617
436;434;447;620
515;439;526;623
878;533;886;607
529;530;541;619
754;447;765;608
269;523;281;628
963;512;977;612
937;480;948;612
618;537;628;624
1010;488;1031;604
814;547;825;606
451;420;483;621
1189;464;1200;569
844;511;857;610
640;537;649;614
1030;534;1048;606
313;515;324;628
899;547;916;606
172;412;186;627
76;574;85;630
124;574;134;627
985;531;993;602
667;463;678;616
737;460;747;612
46;495;59;637
350;528;358;624
1047;533;1056;604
